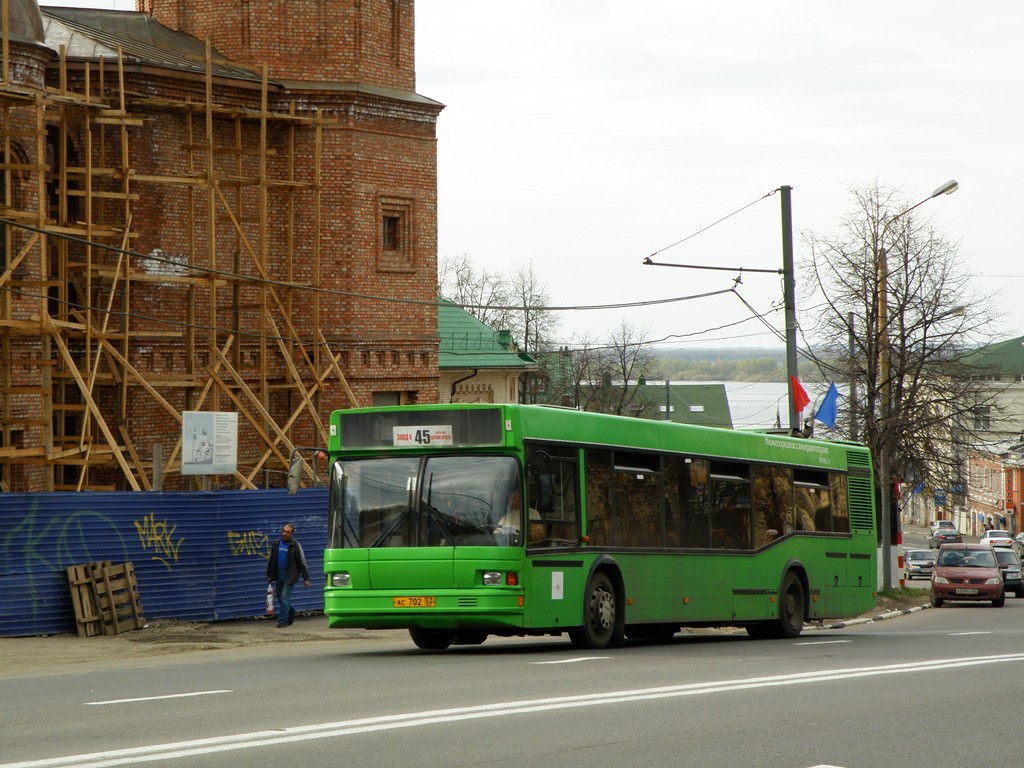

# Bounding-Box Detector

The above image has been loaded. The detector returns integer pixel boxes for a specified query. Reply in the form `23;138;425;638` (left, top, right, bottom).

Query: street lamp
877;179;959;592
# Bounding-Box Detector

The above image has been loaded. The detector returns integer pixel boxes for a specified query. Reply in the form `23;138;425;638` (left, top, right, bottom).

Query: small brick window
382;216;400;250
379;197;414;271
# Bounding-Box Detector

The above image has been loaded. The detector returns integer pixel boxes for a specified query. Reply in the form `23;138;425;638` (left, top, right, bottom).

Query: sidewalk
0;614;392;677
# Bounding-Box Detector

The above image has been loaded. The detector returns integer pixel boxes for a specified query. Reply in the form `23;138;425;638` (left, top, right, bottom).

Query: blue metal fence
0;488;328;637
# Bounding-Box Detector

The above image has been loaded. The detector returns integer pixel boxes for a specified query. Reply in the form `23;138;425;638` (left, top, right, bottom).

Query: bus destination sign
392;425;454;447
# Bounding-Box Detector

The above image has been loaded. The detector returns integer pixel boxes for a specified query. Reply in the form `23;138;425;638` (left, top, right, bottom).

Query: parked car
929;519;957;536
979;529;1013;548
903;549;935;581
993;548;1024;597
930;543;1005;607
1014;532;1024;558
928;527;963;548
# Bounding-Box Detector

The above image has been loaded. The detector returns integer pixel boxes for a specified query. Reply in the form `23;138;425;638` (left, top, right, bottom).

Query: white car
979;529;1014;548
929;519;957;535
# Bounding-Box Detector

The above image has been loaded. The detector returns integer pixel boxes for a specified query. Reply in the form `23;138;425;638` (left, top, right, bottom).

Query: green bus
323;403;876;650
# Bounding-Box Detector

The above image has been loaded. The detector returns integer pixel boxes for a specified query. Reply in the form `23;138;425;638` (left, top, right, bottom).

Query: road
5;591;1024;768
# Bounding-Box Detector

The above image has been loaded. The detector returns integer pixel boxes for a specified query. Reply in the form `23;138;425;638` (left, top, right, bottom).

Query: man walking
267;523;311;627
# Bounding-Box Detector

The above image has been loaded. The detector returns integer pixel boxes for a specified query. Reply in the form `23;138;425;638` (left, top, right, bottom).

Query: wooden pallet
66;561;145;636
93;562;145;635
65;562;107;637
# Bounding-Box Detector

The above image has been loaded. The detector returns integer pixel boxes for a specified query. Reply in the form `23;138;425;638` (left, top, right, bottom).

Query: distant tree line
653;354;828;383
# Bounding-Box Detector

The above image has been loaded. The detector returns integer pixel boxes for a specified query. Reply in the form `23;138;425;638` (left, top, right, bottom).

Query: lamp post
877;179;958;592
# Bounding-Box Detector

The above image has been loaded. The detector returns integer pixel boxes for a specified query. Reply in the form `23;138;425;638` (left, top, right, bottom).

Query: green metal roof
632;382;734;428
963;335;1024;376
437;298;538;371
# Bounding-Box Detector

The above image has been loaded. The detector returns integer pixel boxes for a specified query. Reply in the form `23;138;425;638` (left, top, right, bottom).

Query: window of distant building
373;391;417;406
378;197;414;272
974;406;991;431
382;216;400;250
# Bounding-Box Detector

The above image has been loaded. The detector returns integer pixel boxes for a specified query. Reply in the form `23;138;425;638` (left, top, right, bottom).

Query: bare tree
438;253;513;331
508;262;558;354
803;182;999;498
561;322;657;415
438;256;559;356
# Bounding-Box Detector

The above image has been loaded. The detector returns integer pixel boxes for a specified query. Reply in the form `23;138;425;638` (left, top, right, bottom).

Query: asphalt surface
4;522;957;675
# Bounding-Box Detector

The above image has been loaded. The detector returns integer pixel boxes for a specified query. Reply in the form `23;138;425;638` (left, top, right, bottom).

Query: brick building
1;1;442;491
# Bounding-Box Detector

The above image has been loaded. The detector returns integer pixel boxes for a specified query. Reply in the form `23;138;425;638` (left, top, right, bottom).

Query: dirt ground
0;614;380;676
1;589;929;676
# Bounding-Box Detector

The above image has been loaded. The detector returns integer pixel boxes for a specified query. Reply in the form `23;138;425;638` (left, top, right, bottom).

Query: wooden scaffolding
1;35;358;492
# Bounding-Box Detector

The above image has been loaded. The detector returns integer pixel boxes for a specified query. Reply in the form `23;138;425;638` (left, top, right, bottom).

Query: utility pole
780;185;799;433
848;311;858;440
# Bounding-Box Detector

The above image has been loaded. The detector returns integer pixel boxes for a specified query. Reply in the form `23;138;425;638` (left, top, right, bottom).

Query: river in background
685;381;839;430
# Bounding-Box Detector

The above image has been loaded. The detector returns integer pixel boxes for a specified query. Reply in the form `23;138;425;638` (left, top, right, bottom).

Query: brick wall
1;3;440;491
145;0;416;90
67;73;439;489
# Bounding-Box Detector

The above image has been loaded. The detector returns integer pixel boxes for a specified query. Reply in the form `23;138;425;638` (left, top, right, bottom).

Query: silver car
903;549;935;581
994;548;1024;597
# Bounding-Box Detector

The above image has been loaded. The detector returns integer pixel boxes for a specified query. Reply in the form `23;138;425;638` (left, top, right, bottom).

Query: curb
822;603;930;630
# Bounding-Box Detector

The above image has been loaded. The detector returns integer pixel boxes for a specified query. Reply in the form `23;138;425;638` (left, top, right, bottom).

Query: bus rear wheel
745;571;805;639
569;571;623;650
778;572;806;637
453;631;487;645
409;628;455;650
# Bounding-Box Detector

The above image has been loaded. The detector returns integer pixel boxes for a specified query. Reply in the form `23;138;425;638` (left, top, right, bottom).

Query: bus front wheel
569;571;623;649
409;628;455;650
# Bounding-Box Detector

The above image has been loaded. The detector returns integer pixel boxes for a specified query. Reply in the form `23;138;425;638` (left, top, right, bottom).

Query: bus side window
528;454;581;546
831;474;850;533
679;457;710;548
753;466;792;545
584;449;612;546
794;470;831;532
663;461;681;547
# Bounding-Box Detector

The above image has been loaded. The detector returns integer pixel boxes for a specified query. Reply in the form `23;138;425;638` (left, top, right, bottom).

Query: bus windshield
328;455;523;548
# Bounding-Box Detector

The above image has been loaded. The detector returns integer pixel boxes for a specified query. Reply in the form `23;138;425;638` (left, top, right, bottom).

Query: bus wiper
343;503;360;547
426;474;457;545
369;507;409;548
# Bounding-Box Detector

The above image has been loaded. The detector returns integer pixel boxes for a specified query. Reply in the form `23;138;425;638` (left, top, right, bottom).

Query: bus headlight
331;572;351;587
483;571;502;585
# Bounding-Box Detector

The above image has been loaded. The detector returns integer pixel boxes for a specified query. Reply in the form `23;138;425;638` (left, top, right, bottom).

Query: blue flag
814;382;840;429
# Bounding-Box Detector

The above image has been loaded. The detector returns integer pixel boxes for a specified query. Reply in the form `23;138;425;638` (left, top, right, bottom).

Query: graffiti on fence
227;530;270;559
134;512;184;569
1;497;130;618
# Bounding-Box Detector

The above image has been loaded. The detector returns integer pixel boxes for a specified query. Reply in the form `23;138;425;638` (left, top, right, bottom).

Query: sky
42;1;1024;353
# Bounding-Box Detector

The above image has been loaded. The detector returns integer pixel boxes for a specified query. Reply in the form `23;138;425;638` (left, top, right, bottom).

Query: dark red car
930;544;1005;607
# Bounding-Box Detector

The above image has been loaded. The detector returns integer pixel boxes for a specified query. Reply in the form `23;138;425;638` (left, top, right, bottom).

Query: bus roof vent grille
845;450;872;471
848;476;875;531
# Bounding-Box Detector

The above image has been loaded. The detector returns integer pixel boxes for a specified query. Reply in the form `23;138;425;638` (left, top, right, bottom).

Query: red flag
790;375;810;413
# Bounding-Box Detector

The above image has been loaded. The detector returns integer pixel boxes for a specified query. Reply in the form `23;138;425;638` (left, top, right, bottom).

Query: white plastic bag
266;584;274;615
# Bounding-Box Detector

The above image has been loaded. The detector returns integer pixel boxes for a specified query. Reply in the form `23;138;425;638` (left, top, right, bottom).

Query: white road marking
9;652;1024;768
949;631;991;636
85;690;232;706
530;657;610;664
795;640;852;646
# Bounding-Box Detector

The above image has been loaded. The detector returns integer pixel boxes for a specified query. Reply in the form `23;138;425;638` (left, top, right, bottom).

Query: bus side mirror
287;456;303;495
